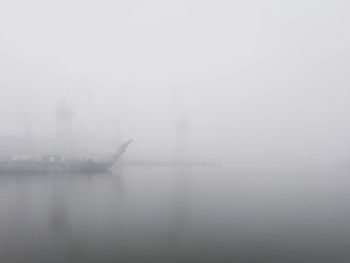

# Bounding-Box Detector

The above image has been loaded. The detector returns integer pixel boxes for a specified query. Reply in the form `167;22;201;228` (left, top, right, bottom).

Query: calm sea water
0;165;350;262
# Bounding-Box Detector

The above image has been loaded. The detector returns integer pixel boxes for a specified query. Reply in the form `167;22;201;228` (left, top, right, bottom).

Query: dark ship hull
0;160;112;174
0;140;132;175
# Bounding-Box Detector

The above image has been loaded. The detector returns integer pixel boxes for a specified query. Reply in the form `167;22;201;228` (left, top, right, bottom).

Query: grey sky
0;0;350;164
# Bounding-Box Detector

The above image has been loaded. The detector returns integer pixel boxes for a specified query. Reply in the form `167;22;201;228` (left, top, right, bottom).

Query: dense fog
1;0;350;167
1;1;350;262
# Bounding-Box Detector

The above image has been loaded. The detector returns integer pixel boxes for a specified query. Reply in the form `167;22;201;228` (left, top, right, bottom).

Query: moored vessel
0;140;132;174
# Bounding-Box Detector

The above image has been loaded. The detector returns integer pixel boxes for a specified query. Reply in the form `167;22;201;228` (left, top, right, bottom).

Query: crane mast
55;78;90;156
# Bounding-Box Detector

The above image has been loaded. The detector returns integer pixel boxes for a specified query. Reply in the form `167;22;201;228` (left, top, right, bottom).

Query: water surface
0;165;349;262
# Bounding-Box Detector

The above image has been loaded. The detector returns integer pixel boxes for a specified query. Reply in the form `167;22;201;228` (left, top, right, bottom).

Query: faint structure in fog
114;96;123;147
55;101;74;155
55;78;89;156
19;99;35;155
113;97;125;172
172;88;190;164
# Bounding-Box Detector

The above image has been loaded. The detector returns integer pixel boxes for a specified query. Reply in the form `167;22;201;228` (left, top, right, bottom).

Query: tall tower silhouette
55;101;75;156
172;88;190;164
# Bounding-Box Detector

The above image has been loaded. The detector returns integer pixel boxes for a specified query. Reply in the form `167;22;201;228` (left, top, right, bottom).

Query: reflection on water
0;166;350;262
168;165;191;244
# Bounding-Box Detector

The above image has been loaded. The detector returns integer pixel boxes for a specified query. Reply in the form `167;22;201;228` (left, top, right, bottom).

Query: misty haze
0;0;350;262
